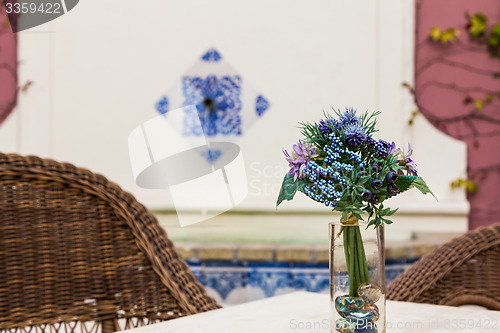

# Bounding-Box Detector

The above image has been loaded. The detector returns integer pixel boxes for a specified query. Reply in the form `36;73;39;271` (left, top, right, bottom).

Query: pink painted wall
0;4;17;126
415;0;500;230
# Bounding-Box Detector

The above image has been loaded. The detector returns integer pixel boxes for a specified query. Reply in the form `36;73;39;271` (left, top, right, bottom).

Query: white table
123;292;500;332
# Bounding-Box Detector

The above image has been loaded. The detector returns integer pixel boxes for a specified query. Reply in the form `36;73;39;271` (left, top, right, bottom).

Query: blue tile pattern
188;260;415;304
181;75;242;137
155;95;169;114
255;95;270;116
201;49;222;62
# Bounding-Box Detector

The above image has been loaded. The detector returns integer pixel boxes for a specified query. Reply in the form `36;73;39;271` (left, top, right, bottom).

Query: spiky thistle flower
344;123;367;147
339;107;361;127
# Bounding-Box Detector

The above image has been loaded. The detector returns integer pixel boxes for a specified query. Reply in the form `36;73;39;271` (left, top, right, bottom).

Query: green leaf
351;191;357;204
352;212;363;221
276;174;306;207
352;207;364;214
382;218;394;224
469;13;487;38
475;99;483;110
395;175;417;194
489;24;500;47
440;28;459;44
412;177;437;199
358;176;371;185
429;27;441;41
394;175;436;200
386;208;399;216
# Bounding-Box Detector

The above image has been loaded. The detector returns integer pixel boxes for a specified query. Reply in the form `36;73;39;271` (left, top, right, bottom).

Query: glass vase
329;221;386;333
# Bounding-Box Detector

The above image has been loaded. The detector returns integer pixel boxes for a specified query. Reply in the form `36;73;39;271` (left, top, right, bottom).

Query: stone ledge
175;240;446;263
276;245;312;262
198;244;236;261
314;245;330;263
238;244;275;261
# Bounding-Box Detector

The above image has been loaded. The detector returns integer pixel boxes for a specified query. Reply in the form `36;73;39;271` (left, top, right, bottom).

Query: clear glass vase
329;221;386;333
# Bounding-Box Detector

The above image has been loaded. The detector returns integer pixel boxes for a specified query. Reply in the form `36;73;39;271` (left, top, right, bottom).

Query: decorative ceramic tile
155;48;270;161
188;260;414;306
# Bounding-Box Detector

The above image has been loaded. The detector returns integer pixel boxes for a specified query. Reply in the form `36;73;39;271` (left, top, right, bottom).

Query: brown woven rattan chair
387;223;500;310
0;153;220;332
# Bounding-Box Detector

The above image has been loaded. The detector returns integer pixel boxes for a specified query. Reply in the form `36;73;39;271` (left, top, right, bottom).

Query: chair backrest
0;153;220;332
387;223;500;310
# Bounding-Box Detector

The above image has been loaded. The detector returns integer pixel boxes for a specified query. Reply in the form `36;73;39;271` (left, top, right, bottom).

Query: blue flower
339;107;360;127
318;118;341;136
344;123;366;147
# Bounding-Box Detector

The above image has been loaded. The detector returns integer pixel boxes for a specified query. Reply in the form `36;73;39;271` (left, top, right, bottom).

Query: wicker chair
0;153;220;332
387;223;500;310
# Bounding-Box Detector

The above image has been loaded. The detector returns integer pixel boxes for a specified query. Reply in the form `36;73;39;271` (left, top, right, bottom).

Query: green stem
343;225;371;298
355;226;370;283
354;238;363;297
348;227;357;297
343;227;354;297
342;228;352;294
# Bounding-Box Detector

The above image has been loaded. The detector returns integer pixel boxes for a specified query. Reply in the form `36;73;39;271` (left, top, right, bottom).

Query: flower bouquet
277;108;434;333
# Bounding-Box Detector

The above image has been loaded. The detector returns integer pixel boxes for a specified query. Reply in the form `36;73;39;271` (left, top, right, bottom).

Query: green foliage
358;110;381;136
475;99;484;110
450;178;478;193
299;117;331;155
412;177;436;198
429;27;441;41
468;13;487;38
429;27;459;44
489;24;500;46
392;175;435;198
466;13;500;59
395;175;417;194
276;174;307;207
333;174;435;228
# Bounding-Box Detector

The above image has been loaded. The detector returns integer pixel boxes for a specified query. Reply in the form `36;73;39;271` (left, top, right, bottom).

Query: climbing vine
406;9;500;194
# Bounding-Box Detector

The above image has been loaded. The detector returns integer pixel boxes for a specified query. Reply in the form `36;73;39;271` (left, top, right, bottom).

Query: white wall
0;0;468;230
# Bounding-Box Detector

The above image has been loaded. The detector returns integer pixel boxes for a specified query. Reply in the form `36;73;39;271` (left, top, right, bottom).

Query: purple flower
318;118;340;136
339;107;360;127
394;143;418;176
366;137;391;158
344;123;366;147
389;141;398;155
283;141;318;181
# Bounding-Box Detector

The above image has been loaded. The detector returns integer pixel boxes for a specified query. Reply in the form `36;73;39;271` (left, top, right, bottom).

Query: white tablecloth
123;291;500;332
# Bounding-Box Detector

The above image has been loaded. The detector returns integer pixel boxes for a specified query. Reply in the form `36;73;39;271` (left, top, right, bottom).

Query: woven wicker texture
387;223;500;310
0;153;220;332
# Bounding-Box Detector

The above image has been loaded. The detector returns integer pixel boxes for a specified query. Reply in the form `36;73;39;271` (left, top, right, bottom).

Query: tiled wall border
176;241;439;263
